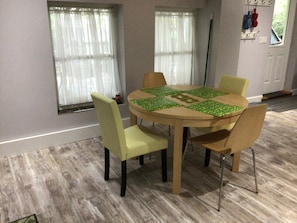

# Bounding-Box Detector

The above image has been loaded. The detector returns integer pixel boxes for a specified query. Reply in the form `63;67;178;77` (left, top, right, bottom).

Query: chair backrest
225;104;267;154
91;92;126;159
218;75;249;97
142;72;167;88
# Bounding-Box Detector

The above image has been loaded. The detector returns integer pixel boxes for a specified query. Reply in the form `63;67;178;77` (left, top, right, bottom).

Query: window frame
48;2;122;114
154;9;197;85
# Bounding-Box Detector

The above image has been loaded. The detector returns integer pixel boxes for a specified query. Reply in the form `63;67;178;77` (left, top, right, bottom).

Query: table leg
172;121;183;195
232;152;241;172
130;112;137;126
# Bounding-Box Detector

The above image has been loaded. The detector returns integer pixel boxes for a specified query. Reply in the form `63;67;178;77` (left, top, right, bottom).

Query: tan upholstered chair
91;92;168;196
141;72;171;135
142;72;167;88
186;104;267;211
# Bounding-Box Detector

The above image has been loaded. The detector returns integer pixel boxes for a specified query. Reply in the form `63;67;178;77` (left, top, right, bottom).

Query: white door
263;0;296;94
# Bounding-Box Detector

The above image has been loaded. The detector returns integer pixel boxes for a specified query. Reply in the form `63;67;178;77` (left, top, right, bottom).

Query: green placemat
186;87;228;99
131;97;181;111
142;86;184;97
187;100;243;117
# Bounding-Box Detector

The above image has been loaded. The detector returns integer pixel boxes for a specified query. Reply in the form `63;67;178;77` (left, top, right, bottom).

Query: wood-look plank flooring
1;96;297;222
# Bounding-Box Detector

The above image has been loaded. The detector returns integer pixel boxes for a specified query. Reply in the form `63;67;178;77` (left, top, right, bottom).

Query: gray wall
286;1;297;90
237;3;273;98
1;0;296;155
202;0;243;87
237;0;297;97
0;0;204;153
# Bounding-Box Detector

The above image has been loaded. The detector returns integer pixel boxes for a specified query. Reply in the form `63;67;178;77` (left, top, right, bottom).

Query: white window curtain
155;11;196;85
49;7;121;108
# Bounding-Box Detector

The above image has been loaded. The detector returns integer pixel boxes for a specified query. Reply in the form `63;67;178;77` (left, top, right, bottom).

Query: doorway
263;0;297;94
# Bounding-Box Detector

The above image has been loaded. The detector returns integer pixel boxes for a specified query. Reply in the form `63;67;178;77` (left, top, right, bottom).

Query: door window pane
271;0;290;45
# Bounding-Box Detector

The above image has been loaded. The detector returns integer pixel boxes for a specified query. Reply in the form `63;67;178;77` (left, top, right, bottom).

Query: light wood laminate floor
1;97;297;222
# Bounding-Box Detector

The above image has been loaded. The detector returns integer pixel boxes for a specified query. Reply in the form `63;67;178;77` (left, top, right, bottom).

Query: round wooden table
128;85;248;195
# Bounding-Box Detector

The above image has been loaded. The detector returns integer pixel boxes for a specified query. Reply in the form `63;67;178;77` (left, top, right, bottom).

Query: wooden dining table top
128;85;248;128
127;85;248;195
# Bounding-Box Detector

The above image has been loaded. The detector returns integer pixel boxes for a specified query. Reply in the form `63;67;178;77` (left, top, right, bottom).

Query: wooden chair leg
139;155;144;165
161;149;167;182
232;152;241;172
182;141;189;161
204;149;211;166
182;127;189;153
121;160;127;197
104;148;110;181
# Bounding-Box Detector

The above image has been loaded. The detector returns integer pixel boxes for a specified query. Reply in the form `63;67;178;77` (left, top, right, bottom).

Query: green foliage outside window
272;0;289;40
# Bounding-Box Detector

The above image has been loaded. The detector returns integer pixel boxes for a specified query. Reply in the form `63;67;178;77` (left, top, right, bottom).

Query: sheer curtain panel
155;11;196;85
49;6;121;111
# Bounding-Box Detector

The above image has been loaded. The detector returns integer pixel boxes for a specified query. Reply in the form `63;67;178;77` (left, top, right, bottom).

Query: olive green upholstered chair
218;75;249;97
186;104;267;211
202;75;249;133
184;75;250;167
91;92;168;197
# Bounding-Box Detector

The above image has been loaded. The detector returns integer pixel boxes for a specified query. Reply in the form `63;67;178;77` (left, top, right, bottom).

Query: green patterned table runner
141;86;184;96
186;87;228;98
135;86;242;116
131;97;181;111
187;100;243;117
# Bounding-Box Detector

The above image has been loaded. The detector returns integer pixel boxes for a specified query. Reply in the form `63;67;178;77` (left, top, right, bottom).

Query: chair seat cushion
124;125;168;159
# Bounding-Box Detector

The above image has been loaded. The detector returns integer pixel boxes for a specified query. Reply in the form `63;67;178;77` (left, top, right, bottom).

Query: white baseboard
0;118;130;156
291;88;297;95
1;89;290;157
0;92;276;157
247;95;263;103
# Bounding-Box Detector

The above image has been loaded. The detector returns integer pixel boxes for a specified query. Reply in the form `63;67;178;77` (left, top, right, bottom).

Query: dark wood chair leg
139;155;144;165
182;127;189;153
121;160;127;197
161;149;167;182
104;148;110;181
204;149;211;166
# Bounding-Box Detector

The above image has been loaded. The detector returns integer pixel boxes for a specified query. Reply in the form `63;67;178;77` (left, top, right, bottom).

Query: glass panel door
271;0;290;45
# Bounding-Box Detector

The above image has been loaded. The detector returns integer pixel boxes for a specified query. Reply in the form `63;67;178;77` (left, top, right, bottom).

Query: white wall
197;0;243;87
237;1;297;99
237;4;273;101
286;0;297;93
0;0;204;155
1;0;296;155
0;0;103;154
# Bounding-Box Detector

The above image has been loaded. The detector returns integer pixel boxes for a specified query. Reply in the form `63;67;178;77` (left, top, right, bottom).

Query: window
49;5;121;113
154;11;196;85
271;28;282;45
270;0;290;45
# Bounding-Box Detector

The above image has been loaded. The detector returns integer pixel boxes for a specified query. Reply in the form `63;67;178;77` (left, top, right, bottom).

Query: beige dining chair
186;104;267;211
91;92;168;196
142;72;167;88
141;72;171;135
185;75;249;167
